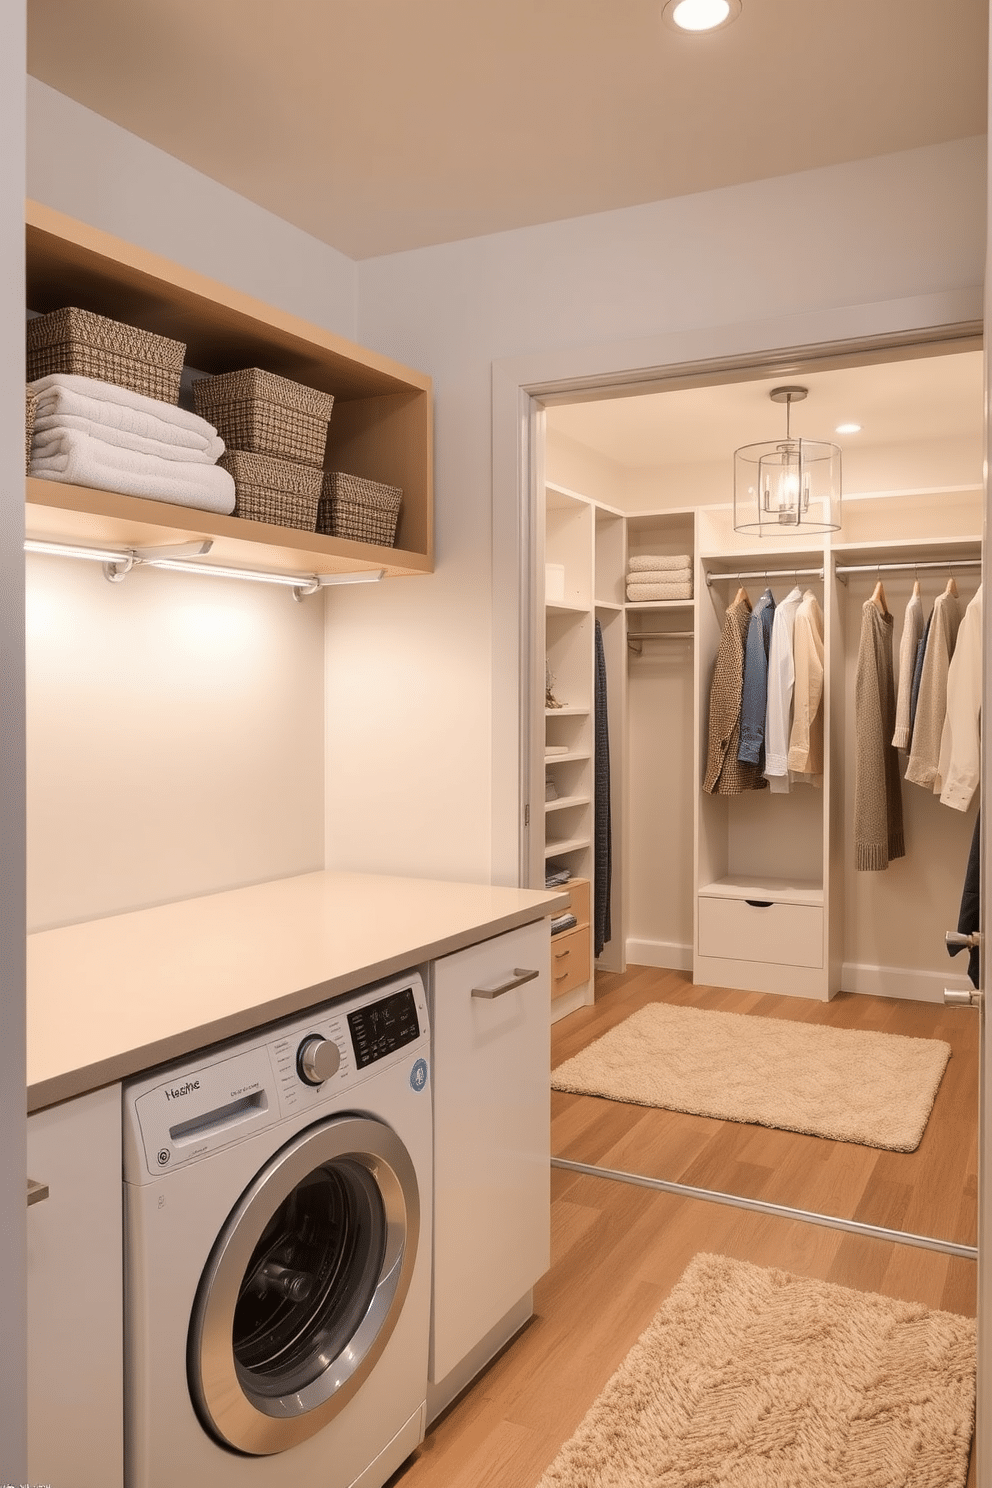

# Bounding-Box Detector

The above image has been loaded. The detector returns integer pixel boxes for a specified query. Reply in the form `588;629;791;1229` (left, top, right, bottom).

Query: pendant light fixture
733;386;842;536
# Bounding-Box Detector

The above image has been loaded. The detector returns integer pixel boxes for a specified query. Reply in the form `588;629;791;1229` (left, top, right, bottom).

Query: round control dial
296;1035;341;1087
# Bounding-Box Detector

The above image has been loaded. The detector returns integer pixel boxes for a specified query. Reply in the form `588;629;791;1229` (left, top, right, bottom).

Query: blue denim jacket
737;587;776;767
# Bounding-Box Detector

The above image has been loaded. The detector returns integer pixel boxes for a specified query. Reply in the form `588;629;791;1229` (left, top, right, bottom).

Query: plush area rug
535;1253;976;1488
551;1003;951;1151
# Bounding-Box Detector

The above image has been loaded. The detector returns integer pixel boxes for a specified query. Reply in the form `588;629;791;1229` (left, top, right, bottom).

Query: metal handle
27;1178;50;1207
471;967;540;1000
946;930;983;951
944;986;983;1008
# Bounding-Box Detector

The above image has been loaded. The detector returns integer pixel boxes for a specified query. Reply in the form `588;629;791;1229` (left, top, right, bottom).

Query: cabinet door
430;918;551;1384
27;1084;124;1488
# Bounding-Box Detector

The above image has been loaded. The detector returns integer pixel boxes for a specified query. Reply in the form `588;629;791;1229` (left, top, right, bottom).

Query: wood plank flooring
389;1169;976;1488
386;970;978;1488
552;966;979;1246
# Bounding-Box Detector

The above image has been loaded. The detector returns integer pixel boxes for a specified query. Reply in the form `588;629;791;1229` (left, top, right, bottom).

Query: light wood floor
386;969;978;1488
552;965;979;1246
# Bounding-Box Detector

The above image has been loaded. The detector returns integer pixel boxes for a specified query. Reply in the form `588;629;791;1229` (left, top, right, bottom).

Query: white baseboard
840;960;974;1004
625;937;692;972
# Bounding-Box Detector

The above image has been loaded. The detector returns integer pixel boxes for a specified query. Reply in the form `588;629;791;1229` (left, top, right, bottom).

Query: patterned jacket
703;592;768;795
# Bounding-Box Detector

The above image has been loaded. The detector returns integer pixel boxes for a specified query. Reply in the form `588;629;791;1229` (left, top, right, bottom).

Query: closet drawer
550;925;590;998
561;877;590;926
698;896;823;969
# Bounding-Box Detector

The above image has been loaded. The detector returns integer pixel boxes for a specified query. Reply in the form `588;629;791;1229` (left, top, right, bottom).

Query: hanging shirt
703;591;767;796
892;589;924;750
787;590;825;784
908;609;933;743
936;584;982;811
737;587;776;769
763;585;803;794
905;586;962;790
854;597;905;871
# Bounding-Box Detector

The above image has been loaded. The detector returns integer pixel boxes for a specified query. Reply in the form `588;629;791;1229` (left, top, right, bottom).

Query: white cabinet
428;919;551;1417
27;1084;124;1488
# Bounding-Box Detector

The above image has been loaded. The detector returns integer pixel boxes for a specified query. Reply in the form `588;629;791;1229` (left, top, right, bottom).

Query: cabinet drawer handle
27;1177;50;1207
744;900;774;909
554;971;570;982
554;948;571;960
472;967;540;1000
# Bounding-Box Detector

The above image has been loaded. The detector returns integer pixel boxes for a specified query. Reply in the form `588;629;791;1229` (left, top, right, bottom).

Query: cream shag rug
551;1003;951;1151
536;1253;976;1488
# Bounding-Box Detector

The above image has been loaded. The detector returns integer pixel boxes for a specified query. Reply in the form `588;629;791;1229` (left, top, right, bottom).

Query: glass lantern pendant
734;386;841;536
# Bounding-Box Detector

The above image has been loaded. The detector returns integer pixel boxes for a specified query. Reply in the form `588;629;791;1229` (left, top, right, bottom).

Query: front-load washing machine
123;969;432;1488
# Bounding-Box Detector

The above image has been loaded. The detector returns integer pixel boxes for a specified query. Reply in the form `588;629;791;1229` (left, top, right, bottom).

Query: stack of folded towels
27;373;237;515
626;553;693;602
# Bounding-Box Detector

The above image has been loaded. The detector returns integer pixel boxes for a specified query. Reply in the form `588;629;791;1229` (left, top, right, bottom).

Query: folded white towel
28;374;222;452
628;553;691;573
626;580;693;601
33;417;224;465
30;427;236;515
627;567;691;585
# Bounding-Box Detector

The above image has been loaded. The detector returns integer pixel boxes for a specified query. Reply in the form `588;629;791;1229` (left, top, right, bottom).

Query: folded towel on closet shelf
546;866;572;887
626;580;693;602
550;912;578;935
33;418;224;465
28;374;224;454
626;567;692;586
30;427;237;514
628;553;691;572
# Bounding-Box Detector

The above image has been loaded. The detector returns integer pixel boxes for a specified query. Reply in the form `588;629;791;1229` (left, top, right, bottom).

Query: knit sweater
854;598;905;871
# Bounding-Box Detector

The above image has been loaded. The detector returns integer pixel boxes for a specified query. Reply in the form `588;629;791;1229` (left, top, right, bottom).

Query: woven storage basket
193;368;334;468
317;471;403;547
219;449;321;530
25;386;36;474
26;306;185;403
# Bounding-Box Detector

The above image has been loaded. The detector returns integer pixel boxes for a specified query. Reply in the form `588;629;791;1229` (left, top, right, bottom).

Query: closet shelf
698;875;824;907
546;600;588;615
545;794;592;814
26;201;434;579
545;705;589;717
625;599;694;611
544;836;591;859
544;750;591;764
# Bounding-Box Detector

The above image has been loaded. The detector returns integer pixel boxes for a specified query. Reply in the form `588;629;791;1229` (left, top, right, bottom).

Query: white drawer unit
427;918;551;1420
698;894;824;969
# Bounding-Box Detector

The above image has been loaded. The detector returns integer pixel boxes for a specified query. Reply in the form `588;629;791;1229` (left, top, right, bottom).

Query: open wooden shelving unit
25;201;434;579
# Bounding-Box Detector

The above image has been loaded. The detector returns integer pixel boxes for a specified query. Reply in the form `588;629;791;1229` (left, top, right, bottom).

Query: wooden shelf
545;794;591;814
26;201;434;577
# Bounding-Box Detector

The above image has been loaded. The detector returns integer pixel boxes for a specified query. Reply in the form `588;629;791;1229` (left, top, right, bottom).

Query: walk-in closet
536;345;983;1019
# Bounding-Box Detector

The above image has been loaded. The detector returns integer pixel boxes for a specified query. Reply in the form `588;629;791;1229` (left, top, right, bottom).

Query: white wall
2;7;27;1478
344;137;985;885
25;81;363;925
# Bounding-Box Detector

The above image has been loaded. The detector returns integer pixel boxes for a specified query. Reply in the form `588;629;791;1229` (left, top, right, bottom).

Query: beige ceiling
27;0;988;260
546;349;986;469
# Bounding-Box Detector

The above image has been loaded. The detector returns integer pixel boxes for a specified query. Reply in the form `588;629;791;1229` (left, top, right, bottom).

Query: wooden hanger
945;575;959;598
912;577;921;598
871;579;890;617
733;586;748;607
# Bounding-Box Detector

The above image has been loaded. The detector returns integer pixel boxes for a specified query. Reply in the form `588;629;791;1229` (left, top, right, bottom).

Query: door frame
491;285;987;1476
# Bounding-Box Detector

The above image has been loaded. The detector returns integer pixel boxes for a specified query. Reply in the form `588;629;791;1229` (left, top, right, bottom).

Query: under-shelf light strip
24;539;385;592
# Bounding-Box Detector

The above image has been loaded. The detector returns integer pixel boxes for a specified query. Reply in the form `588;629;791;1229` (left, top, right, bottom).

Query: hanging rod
834;558;982;583
628;630;694;649
705;567;824;586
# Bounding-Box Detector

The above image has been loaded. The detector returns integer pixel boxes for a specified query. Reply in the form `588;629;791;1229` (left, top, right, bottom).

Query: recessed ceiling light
662;0;742;32
835;422;862;434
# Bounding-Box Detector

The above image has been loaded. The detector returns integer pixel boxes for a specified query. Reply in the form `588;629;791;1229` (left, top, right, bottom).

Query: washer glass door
189;1115;419;1457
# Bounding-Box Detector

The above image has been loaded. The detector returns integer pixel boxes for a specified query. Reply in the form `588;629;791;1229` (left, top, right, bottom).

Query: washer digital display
347;987;421;1068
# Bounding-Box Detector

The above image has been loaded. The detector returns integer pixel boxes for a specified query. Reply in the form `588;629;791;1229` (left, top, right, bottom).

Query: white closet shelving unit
538;483;626;1020
693;506;840;1000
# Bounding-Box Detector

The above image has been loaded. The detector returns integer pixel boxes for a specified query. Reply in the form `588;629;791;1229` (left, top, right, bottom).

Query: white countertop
27;871;567;1111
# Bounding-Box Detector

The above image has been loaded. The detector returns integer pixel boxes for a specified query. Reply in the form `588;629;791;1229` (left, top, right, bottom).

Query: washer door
188;1114;420;1457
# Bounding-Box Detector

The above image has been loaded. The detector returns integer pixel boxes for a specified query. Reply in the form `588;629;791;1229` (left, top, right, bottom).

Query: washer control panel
123;969;429;1181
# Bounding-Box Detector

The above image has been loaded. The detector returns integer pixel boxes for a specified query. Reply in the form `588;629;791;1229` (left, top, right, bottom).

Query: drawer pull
744;899;774;908
27;1177;50;1207
472;967;540;1000
554;948;571;960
